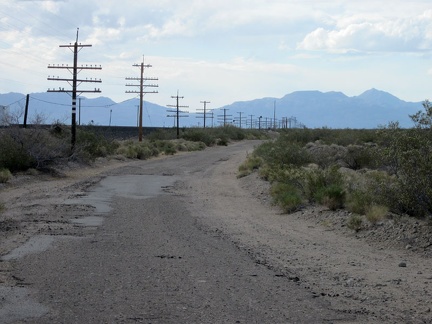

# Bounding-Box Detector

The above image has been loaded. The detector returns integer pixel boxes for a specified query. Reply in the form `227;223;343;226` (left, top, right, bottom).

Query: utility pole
23;94;29;128
167;91;189;139
217;108;232;127
236;111;245;129
249;115;254;129
47;28;102;151
126;57;158;141
196;100;210;128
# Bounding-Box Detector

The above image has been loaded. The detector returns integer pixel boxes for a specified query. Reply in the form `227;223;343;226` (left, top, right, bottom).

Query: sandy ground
0;142;431;323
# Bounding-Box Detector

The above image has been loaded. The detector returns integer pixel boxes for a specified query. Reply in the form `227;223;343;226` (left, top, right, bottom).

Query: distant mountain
0;89;424;129
220;88;422;128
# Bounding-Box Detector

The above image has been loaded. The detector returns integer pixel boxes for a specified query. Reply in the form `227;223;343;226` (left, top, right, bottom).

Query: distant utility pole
47;28;102;151
167;91;189;139
196;100;210;128
249;115;254;129
126;57;158;141
217;108;232;127
236;111;245;128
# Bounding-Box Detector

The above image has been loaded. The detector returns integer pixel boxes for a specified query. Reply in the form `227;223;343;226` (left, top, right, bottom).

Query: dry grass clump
366;205;388;224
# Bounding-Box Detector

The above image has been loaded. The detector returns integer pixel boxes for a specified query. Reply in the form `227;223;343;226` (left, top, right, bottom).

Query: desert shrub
314;184;345;210
347;215;363;231
76;128;119;161
0;132;34;171
306;142;347;168
0;127;70;171
147;129;177;141
305;166;344;202
366;205;388;224
135;145;152;160
346;189;373;215
270;182;303;213
377;116;432;217
161;142;176;155
0;168;12;183
182;129;215;146
237;155;263;178
254;136;312;168
115;140;160;159
0;202;5;213
343;144;377;170
216;135;229;146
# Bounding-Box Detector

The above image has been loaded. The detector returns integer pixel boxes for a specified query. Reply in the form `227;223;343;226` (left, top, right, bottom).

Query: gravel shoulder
0;141;431;323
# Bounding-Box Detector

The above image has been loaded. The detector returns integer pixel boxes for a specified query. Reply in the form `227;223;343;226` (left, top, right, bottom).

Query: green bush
314;184;345;210
76;129;119;161
0;132;35;171
305;166;344;202
346;189;373;215
270;182;303;213
0;168;12;183
254;136;312;168
182;129;215;146
237;155;263;178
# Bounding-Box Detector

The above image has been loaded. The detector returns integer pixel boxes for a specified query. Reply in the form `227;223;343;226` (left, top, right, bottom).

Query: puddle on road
70;216;104;227
0;286;49;323
65;174;178;224
1;235;55;261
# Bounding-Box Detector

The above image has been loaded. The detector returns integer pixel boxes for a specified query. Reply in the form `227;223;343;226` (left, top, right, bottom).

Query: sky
1;0;432;111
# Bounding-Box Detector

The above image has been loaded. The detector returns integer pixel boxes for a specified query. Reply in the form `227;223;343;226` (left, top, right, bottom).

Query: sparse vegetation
0;111;265;176
241;101;432;221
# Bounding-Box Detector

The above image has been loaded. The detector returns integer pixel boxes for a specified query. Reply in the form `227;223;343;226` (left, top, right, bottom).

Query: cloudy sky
1;0;432;110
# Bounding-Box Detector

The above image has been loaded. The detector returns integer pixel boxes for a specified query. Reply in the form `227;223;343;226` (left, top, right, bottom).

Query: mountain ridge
0;89;424;128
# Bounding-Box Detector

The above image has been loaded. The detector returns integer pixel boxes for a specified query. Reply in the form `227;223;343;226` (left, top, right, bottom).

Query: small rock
398;262;407;267
405;244;412;250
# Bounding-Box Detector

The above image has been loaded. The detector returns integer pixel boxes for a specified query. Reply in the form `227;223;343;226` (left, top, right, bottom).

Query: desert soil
0;140;431;323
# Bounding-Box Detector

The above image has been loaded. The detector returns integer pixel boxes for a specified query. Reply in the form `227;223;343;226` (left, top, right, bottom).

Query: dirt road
0;140;431;323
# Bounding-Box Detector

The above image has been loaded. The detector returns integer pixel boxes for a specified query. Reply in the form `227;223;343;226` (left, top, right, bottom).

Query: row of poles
46;29;303;149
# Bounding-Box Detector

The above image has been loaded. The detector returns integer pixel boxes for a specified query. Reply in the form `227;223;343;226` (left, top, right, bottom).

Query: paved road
3;141;354;323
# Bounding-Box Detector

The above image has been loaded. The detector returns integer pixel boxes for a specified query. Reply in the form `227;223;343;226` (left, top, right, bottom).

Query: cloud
297;10;432;53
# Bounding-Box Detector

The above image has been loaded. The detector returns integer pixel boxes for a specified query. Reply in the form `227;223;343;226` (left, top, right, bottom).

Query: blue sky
1;0;432;110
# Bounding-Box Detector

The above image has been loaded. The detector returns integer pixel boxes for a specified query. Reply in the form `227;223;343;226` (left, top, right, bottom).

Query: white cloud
298;10;432;53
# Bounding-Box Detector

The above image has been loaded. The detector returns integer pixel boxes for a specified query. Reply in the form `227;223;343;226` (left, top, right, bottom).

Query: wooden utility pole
217;108;232;127
197;101;210;128
167;91;189;139
47;28;101;151
23;94;29;128
126;57;158;141
196;100;210;128
236;111;245;128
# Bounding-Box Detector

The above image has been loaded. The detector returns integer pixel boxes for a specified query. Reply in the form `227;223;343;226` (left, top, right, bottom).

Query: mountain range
0;89;425;129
